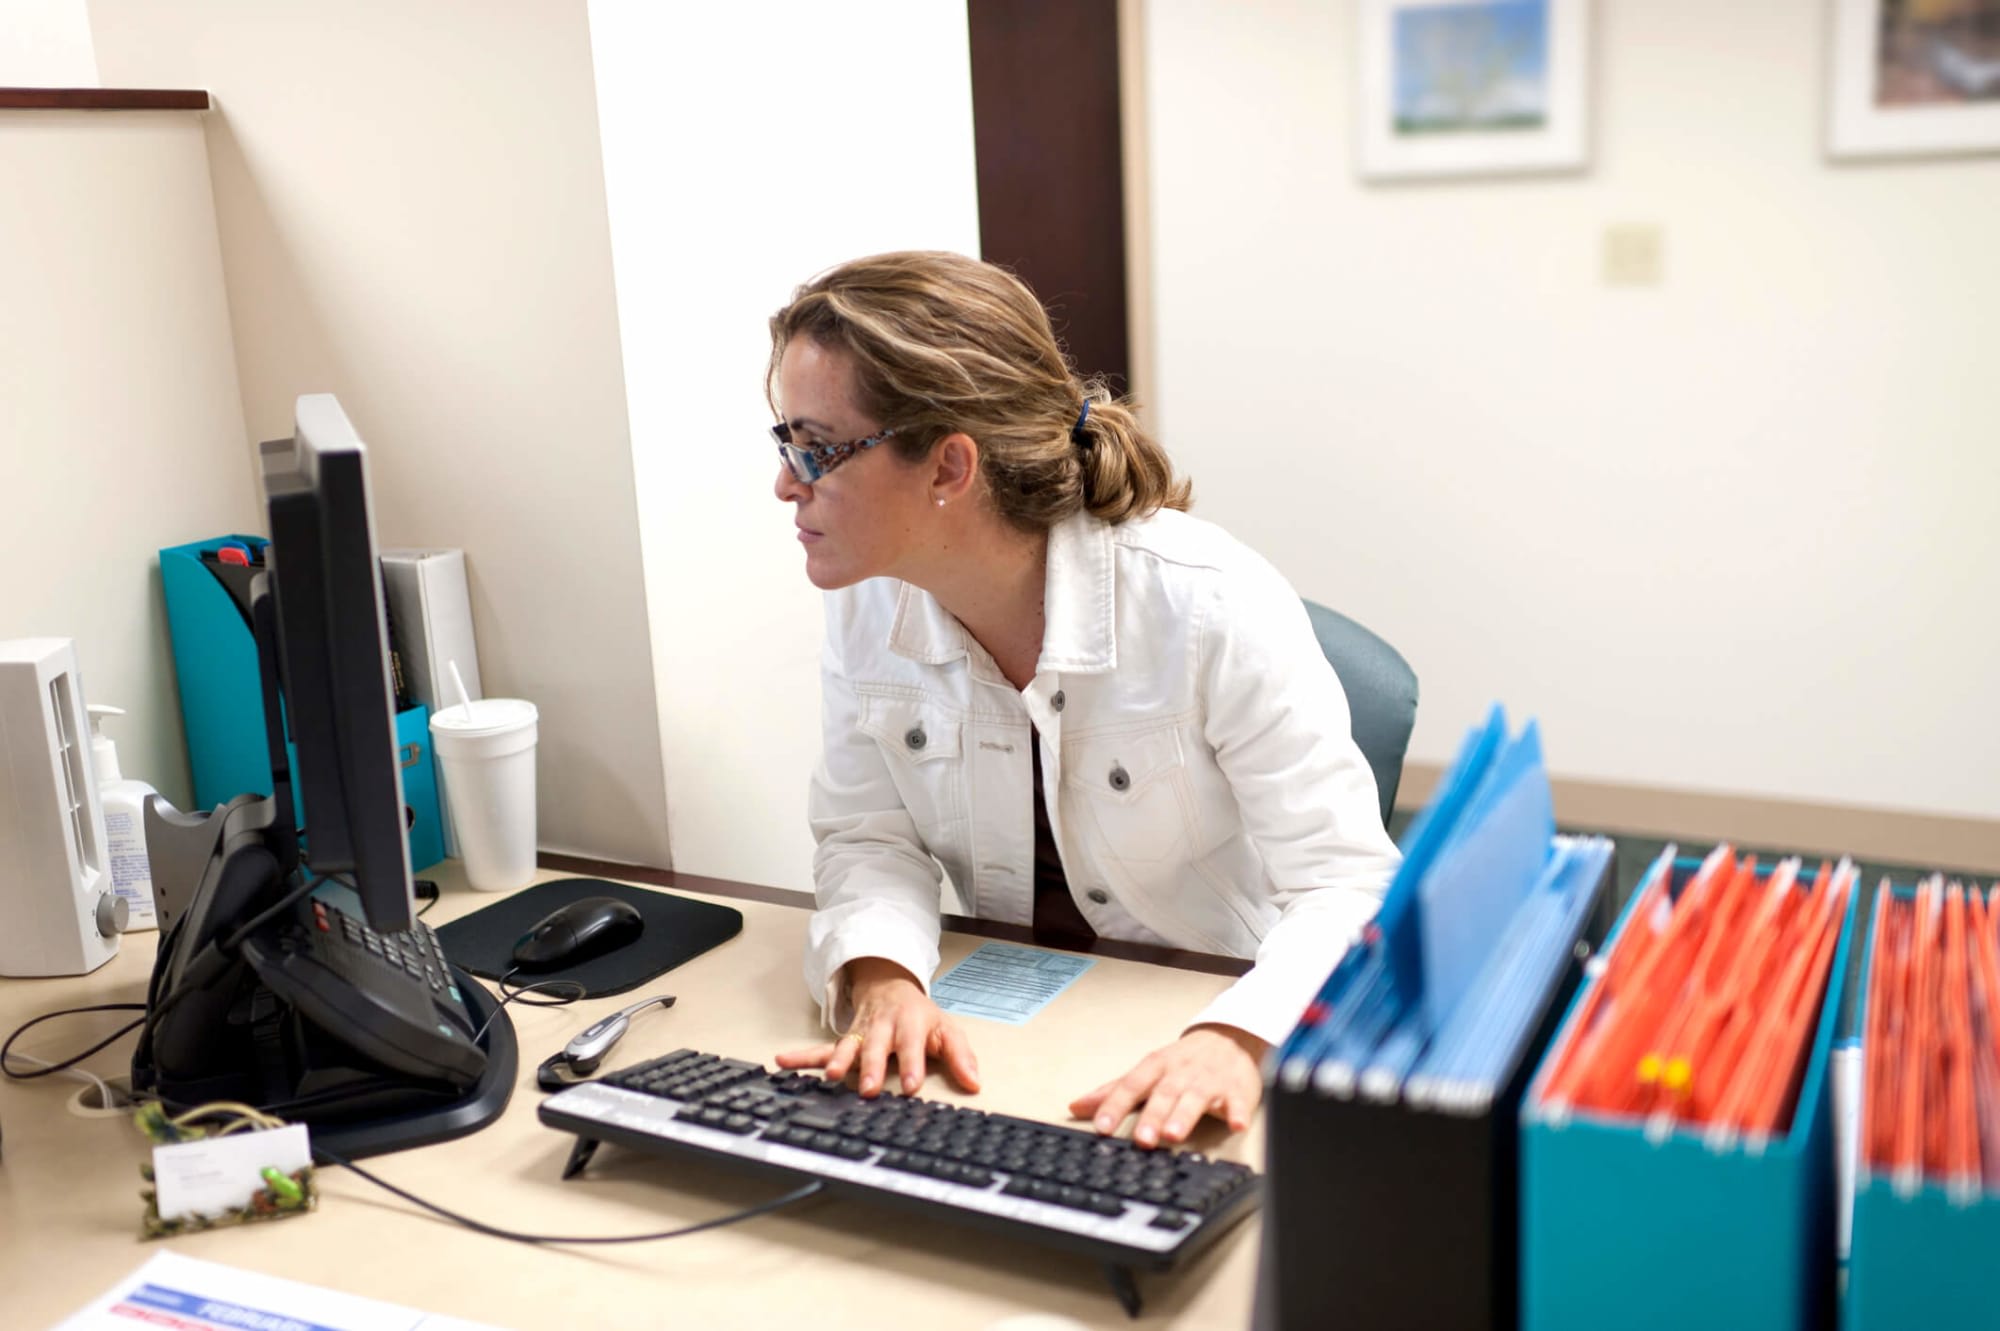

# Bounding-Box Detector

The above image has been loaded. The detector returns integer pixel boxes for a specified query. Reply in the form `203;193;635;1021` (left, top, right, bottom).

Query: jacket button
1086;889;1110;905
1108;763;1130;792
1051;690;1066;713
905;725;927;751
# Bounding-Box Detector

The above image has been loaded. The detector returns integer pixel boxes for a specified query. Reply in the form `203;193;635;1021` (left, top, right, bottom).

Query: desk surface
0;864;1264;1330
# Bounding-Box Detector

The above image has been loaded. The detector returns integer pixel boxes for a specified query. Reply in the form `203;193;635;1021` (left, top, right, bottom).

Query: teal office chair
1301;600;1418;828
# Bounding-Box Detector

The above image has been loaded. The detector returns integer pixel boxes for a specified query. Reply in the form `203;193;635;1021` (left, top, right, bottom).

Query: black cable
498;965;588;1009
315;1146;825;1245
2;1004;147;1080
219;870;331;953
470;974;585;1048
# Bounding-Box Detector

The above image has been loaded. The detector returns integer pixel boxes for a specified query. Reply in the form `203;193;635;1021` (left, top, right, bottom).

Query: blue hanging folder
1276;705;1558;1096
1274;704;1510;1087
1416;719;1555;1032
1407;837;1611;1112
1378;702;1510;994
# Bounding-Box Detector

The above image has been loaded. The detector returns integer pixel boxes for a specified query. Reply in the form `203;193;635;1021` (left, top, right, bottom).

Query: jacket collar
886;509;1117;675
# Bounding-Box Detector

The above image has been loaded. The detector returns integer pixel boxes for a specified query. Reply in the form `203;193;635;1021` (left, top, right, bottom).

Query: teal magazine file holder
160;534;442;871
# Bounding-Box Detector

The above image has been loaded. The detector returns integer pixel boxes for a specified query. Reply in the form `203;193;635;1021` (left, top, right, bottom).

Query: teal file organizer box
1520;853;1857;1331
159;535;443;872
1844;884;2000;1331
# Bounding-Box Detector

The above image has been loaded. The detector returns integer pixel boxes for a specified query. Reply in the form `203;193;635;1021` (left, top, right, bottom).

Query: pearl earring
935;498;946;508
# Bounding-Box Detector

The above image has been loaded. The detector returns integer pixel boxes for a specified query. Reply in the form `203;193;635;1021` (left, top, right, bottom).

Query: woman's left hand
1068;1024;1269;1148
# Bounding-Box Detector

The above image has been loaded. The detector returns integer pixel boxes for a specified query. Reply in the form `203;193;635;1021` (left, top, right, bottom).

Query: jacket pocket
1061;724;1195;867
857;690;967;832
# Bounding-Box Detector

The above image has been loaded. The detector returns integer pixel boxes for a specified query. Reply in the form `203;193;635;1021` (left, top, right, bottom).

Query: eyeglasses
772;421;898;484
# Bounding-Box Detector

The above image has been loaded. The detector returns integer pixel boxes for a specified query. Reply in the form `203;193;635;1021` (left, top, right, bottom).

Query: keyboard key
788;1109;844;1133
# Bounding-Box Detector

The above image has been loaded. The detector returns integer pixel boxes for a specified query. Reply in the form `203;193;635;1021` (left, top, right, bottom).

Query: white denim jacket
804;507;1402;1047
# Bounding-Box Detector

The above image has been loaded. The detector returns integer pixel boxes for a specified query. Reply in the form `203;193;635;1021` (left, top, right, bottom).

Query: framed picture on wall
1829;0;2000;158
1356;0;1591;180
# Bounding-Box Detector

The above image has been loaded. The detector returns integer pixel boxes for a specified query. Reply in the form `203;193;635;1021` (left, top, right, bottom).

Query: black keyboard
541;1049;1261;1282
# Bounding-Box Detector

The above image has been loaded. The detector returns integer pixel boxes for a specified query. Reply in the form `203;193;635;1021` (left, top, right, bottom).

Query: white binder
379;549;481;858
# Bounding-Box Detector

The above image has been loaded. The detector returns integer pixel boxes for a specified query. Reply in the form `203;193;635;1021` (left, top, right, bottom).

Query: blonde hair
768;251;1190;529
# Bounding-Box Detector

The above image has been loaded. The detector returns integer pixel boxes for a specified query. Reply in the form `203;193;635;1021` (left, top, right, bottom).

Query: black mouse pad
436;877;743;1000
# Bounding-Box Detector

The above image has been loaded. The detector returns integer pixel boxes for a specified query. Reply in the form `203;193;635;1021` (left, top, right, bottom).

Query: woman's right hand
775;957;981;1097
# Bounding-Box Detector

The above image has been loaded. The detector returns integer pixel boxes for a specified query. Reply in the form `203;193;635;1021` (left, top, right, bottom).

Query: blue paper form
932;944;1096;1025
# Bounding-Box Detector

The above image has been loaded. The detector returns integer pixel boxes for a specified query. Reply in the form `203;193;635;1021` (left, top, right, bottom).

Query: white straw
447;659;474;718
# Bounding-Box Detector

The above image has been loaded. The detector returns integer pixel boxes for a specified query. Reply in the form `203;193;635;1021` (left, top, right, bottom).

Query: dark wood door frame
967;0;1131;393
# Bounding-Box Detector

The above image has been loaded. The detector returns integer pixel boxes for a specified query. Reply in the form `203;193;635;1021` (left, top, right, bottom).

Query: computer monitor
260;393;416;932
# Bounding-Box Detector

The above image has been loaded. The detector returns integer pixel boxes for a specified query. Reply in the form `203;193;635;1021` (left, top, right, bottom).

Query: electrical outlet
1602;225;1664;287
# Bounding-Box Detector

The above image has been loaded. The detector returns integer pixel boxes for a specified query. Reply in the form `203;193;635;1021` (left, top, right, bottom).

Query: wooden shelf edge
0;88;210;111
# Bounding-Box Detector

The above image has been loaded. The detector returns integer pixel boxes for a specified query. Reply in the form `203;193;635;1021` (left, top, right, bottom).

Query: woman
770;252;1400;1147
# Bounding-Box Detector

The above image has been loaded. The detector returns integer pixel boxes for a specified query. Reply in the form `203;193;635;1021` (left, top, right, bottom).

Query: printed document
931;943;1094;1025
56;1250;512;1331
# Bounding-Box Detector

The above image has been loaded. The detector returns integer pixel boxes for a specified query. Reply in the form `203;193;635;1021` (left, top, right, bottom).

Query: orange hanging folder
1683;860;1814;1124
1861;884;1896;1172
1540;874;1664;1104
1939;883;1980;1187
1737;864;1851;1135
1707;863;1833;1133
1894;879;1940;1181
1538;848;1699;1111
1651;856;1778;1122
1568;846;1736;1114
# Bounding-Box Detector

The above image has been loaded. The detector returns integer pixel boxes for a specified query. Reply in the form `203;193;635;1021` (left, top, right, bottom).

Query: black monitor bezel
258;396;415;932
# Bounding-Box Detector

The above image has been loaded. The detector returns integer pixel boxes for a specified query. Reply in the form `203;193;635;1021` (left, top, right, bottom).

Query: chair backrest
1301;599;1419;828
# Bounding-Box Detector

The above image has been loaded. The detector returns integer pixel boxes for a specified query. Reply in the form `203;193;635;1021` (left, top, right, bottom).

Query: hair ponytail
1071;380;1191;525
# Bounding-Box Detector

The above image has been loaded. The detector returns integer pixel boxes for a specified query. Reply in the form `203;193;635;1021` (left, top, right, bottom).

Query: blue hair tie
1071;400;1093;451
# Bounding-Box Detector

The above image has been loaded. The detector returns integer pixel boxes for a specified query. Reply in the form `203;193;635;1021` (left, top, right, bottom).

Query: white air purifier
0;639;125;976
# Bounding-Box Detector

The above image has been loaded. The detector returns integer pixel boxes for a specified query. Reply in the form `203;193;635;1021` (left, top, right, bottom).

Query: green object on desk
138;1164;318;1239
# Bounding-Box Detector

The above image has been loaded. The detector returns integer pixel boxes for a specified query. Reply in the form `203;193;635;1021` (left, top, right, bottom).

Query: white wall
87;0;675;867
1142;0;2000;822
589;0;982;891
1;109;258;811
0;0;97;84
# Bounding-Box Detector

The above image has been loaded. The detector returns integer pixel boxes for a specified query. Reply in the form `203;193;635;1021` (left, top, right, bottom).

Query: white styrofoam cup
429;698;538;892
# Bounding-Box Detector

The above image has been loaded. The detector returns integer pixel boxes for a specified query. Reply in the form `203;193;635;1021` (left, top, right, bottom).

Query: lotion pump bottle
86;704;158;930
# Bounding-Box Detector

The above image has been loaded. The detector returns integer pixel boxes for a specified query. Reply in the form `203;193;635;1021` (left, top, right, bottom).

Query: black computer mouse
512;896;645;972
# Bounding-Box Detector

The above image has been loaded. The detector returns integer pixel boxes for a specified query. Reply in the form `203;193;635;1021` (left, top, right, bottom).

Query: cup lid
430;697;537;738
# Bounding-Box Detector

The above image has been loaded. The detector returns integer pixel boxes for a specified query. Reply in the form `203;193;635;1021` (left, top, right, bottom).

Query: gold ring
838;1031;865;1046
